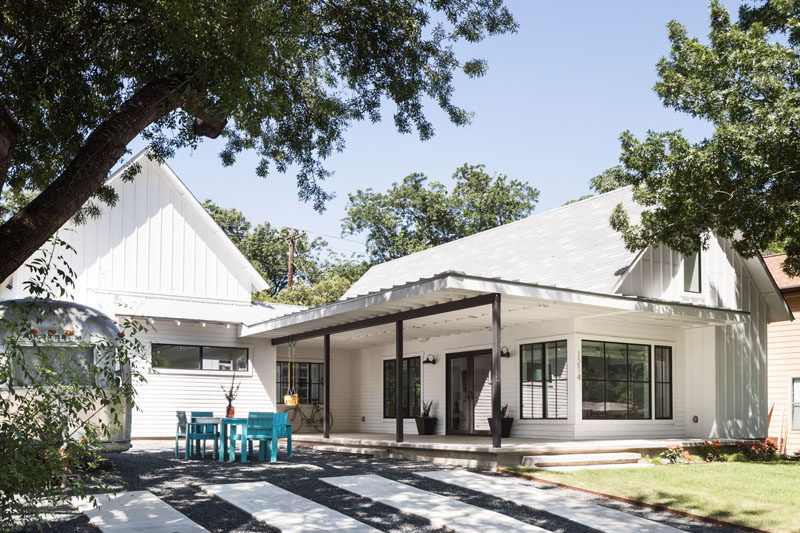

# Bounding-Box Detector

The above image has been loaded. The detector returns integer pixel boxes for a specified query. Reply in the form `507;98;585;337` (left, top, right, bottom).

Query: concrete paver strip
202;481;378;532
415;470;682;533
72;491;208;533
321;474;548;533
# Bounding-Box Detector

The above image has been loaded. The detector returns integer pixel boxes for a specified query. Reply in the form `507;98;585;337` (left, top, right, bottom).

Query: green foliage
0;235;146;529
563;165;628;205
203;200;368;305
700;440;725;462
661;444;692;464
343;163;539;262
202;200;251;246
1;0;517;213
612;1;800;276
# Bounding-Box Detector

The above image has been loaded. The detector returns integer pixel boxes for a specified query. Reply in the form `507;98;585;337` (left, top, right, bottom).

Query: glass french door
446;350;492;435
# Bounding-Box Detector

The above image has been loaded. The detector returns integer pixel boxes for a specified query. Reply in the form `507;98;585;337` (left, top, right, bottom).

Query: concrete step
521;452;641;468
312;445;389;458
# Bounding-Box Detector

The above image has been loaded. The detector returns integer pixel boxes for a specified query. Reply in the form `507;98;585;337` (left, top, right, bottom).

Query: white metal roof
92;289;303;327
342;187;645;300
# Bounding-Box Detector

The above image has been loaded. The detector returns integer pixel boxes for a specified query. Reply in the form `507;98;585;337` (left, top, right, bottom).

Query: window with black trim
582;340;650;419
684;252;701;293
793;378;800;430
276;361;324;404
520;340;567;419
383;357;421;418
654;346;673;419
152;344;248;371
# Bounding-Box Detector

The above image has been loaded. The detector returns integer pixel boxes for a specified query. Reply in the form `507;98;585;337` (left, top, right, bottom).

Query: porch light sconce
422;354;437;365
500;346;511;358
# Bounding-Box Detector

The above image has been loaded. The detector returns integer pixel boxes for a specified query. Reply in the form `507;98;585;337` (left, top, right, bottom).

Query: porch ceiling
254;273;748;351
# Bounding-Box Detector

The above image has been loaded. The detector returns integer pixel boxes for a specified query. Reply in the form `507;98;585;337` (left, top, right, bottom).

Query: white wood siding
131;322;276;438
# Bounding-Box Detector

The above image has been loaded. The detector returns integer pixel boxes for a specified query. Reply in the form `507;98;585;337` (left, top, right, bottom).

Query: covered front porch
243;271;747;450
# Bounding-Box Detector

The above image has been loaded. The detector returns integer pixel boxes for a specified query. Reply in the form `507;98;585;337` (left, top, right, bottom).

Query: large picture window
383;357;421;418
152;344;248;371
520;340;567;419
276;361;324;404
654;346;673;419
582;340;650;419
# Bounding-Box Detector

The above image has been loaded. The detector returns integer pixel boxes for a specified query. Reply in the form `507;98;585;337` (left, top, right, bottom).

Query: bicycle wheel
311;407;333;433
288;406;305;433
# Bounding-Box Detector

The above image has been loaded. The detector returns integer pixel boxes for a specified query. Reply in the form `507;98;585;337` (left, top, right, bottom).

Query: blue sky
129;1;742;256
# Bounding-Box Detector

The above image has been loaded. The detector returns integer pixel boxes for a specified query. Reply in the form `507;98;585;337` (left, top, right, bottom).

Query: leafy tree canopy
203;199;367;304
563;165;629;205
0;0;516;284
610;0;800;275
342;163;539;262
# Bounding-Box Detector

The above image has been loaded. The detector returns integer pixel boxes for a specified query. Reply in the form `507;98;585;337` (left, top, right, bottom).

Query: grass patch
504;462;800;533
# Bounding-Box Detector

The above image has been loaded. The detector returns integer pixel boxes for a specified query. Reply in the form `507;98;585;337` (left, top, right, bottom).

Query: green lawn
505;462;800;533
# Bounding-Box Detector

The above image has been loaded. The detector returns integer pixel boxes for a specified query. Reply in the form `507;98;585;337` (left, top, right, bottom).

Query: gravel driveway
25;442;738;533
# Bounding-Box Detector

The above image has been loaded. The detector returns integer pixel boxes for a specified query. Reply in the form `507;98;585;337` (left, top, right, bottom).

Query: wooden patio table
220;417;248;462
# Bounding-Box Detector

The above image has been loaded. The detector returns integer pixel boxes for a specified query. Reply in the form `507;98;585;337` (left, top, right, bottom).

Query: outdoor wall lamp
500;346;511;358
422;353;437;364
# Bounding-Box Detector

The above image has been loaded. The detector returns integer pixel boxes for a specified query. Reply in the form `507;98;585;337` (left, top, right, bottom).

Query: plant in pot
415;401;437;435
221;373;241;417
488;403;513;438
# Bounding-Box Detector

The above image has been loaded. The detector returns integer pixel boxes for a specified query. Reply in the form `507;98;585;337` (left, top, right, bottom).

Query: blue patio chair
187;411;218;459
175;411;187;458
270;412;292;461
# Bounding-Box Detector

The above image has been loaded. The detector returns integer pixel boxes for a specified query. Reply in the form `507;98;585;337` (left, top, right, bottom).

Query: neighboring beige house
765;254;800;451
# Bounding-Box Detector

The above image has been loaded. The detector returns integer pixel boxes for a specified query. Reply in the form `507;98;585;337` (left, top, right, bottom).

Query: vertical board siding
12;158;256;303
767;293;800;450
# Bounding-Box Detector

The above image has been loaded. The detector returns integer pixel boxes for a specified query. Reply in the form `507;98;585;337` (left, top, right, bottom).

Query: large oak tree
611;0;800;275
0;1;516;283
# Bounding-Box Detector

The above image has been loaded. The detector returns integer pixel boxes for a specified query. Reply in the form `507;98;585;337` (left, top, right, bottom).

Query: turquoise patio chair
229;412;291;463
175;411;187;458
187;411;218;459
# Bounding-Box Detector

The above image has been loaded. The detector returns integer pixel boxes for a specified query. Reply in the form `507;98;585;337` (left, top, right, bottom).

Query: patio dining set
175;411;292;463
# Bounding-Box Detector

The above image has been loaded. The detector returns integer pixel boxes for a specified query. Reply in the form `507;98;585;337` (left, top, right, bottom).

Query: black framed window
383;357;421;418
793;378;800;430
654;346;673;419
684;252;701;293
276;361;324;404
582;340;650;420
152;344;248;371
520;340;567;419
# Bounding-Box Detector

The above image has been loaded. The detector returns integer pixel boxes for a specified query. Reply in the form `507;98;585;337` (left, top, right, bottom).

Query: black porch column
323;333;331;439
395;320;404;443
491;293;502;448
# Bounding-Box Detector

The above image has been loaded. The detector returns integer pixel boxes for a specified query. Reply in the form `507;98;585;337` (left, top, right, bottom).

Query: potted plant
221;373;241;417
488;403;513;438
415;401;437;435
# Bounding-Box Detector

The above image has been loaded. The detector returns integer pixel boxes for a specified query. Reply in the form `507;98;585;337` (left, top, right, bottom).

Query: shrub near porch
507;462;800;533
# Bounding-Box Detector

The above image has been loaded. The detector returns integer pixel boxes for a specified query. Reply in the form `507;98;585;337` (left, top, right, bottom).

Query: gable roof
342;187;645;299
764;254;800;292
109;150;268;294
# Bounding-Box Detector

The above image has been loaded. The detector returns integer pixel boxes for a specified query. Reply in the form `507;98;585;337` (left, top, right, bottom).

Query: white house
2;151;792;449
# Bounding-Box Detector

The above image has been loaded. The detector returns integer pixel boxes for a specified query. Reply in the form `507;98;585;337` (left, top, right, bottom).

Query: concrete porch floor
290;433;750;468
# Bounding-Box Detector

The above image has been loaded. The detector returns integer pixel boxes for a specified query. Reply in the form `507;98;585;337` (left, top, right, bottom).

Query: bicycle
285;400;333;433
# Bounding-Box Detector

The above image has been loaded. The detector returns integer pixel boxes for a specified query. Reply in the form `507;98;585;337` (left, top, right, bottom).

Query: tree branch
0;74;190;283
0;103;21;194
